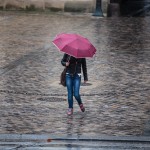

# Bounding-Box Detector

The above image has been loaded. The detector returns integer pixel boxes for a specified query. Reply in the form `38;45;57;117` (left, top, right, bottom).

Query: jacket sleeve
61;54;68;66
82;58;88;81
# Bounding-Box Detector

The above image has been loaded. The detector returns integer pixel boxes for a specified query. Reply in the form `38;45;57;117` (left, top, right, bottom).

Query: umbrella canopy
52;33;96;58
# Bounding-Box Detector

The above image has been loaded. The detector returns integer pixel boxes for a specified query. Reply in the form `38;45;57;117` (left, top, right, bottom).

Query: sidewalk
0;11;150;141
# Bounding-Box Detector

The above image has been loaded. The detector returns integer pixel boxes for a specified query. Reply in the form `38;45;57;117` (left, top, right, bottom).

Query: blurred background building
0;0;149;17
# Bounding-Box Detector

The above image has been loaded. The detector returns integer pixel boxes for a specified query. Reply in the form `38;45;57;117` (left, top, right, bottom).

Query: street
0;11;150;144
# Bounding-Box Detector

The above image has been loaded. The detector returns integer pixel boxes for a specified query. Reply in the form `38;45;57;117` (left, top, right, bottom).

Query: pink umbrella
52;33;96;58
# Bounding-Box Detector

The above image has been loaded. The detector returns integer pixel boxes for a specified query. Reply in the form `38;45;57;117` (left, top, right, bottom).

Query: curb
0;134;150;142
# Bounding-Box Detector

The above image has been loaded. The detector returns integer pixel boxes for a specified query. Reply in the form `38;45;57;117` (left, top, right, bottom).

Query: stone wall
0;0;109;14
0;0;97;13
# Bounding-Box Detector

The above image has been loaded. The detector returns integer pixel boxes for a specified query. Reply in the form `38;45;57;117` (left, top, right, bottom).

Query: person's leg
66;74;73;109
73;74;82;105
73;74;85;112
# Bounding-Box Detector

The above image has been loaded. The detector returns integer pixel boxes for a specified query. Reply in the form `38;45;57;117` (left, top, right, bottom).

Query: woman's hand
66;62;70;66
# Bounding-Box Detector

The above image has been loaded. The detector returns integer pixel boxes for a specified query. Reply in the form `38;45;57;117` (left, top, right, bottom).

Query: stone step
0;134;150;149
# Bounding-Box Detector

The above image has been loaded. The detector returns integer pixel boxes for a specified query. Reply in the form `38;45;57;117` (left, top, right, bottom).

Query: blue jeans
66;73;82;108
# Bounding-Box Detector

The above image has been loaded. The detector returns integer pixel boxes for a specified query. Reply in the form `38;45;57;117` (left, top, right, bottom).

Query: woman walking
61;53;88;115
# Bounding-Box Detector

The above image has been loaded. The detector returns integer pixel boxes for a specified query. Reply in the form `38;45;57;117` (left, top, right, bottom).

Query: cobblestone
0;11;150;137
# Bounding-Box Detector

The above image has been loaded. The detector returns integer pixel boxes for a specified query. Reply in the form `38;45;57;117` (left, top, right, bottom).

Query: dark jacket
61;54;88;81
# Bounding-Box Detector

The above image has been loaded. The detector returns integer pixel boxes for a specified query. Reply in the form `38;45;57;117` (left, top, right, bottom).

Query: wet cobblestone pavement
0;11;150;137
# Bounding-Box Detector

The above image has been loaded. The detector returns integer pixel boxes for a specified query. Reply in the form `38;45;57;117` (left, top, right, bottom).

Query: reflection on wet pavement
0;11;150;137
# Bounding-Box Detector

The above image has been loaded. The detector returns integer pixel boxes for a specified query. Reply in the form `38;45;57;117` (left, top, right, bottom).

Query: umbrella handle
67;55;71;62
